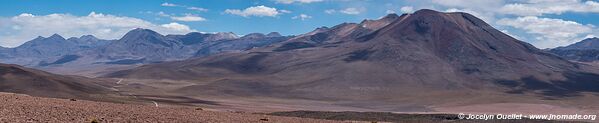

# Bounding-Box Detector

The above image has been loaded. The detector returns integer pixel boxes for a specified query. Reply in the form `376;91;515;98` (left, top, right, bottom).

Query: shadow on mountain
495;72;599;97
105;58;146;65
38;55;81;66
343;49;374;62
273;42;316;52
202;53;268;74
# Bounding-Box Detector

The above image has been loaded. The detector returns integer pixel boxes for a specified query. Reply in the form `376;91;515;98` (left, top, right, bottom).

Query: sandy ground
109;78;599;113
0;92;352;123
433;103;598;115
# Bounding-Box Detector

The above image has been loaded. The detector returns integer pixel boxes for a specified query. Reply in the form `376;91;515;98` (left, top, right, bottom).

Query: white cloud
500;30;524;40
323;7;366;15
386;10;396;14
187;7;208;12
161;2;178;7
280;10;292;14
324;9;336;14
170;14;206;22
584;34;597;39
17;13;34;17
429;0;501;23
500;0;599;16
432;0;505;11
156;11;170;17
339;8;363;15
400;6;414;13
147;11;207;22
224;5;283;17
292;14;312;20
497;16;595;48
275;0;324;4
409;0;599;48
161;22;193;32
0;12;196;47
162;2;208;12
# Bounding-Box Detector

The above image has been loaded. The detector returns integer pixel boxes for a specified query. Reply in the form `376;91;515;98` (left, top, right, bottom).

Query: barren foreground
0;93;344;123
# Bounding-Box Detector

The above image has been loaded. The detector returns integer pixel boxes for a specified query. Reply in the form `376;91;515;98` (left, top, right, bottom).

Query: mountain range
0;34;112;66
0;28;290;76
104;9;599;111
1;9;599;112
549;37;599;62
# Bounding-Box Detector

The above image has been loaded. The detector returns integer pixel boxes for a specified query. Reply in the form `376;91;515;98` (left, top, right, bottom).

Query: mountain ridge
0;27;292;76
104;9;599;111
555;37;599;50
549;37;599;62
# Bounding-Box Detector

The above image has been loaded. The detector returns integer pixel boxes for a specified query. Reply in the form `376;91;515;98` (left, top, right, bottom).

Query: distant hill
0;63;114;100
549;37;599;62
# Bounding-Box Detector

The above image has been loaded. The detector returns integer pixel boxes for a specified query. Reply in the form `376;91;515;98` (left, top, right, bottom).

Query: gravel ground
0;93;347;123
267;111;585;123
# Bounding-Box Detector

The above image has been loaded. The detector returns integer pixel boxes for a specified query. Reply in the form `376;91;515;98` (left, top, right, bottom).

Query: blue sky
0;0;598;49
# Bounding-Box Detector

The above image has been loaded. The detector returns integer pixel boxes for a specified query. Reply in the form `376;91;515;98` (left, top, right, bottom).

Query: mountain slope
76;29;288;65
194;32;290;57
98;28;186;62
0;47;8;59
106;9;599;107
549;37;599;62
166;32;238;45
0;63;114;100
555;37;599;50
67;35;112;49
280;13;402;45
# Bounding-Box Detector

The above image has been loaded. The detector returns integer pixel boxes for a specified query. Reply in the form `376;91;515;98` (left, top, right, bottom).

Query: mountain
266;32;282;37
279;13;401;47
166;32;238;45
204;32;239;42
0;28;290;76
241;33;268;39
555;37;599;50
0;63;114;100
240;32;284;39
67;35;112;48
0;34;112;66
359;13;401;30
105;9;599;110
549;38;599;62
94;28;288;64
11;34;76;59
194;33;290;57
97;28;186;62
0;47;8;58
